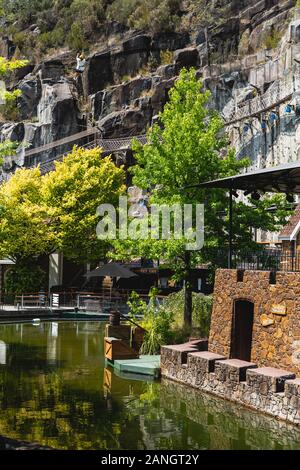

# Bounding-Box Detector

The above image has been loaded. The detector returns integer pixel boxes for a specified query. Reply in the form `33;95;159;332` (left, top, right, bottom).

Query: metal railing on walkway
0;288;165;313
203;248;300;272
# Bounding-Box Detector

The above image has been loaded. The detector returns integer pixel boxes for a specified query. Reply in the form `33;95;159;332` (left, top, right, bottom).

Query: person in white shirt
76;53;86;74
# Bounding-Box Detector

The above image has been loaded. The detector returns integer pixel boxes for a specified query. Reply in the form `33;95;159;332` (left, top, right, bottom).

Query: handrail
119;311;147;332
25;128;99;157
225;76;295;125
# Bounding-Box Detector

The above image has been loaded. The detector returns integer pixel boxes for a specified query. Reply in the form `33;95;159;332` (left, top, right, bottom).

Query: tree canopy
115;68;288;254
110;68;289;325
42;146;126;263
0;166;54;263
0;146;125;292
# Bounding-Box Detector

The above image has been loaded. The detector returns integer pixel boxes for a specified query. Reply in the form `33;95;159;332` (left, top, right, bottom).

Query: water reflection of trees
0;322;300;449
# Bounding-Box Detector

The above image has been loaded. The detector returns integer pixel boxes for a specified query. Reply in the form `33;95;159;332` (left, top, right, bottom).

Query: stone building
209;269;300;374
161;268;300;425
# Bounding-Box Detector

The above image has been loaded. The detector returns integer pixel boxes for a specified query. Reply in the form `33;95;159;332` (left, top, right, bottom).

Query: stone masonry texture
209;269;300;374
161;347;300;426
161;269;300;426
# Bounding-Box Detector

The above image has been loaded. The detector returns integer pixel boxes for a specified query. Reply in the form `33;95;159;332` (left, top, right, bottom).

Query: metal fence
204;249;300;272
0;288;157;313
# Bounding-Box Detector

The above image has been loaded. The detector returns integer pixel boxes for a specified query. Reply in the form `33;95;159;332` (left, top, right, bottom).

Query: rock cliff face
1;1;300;239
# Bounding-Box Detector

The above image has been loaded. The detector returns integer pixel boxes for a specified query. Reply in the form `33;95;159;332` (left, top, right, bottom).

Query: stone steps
161;343;300;425
247;367;296;394
187;351;226;373
215;358;257;383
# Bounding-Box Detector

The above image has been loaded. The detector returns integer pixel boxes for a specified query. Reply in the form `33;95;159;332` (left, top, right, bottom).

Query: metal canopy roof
200;160;300;193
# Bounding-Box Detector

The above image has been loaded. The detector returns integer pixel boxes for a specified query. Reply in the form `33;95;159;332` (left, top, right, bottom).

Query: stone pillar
48;252;63;290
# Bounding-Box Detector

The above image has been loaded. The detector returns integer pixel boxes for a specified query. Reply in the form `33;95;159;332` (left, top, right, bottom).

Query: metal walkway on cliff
23;129;147;174
225;76;296;125
16;74;298;176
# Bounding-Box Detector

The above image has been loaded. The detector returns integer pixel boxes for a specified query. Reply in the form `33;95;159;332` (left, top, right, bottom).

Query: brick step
285;378;300;403
215;359;257;383
247;367;296;394
187;351;226;373
162;344;198;366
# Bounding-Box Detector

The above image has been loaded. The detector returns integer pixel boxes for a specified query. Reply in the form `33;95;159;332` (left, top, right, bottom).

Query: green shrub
38;28;65;50
5;263;46;294
107;0;139;25
163;290;213;338
160;49;173;65
107;0;181;33
67;21;88;50
127;289;213;354
263;28;282;50
12;31;28;49
0;89;22;121
127;290;174;354
0;140;19;165
2;0;181;55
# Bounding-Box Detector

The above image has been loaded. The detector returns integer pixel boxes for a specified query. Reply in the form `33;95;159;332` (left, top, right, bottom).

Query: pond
0;320;299;450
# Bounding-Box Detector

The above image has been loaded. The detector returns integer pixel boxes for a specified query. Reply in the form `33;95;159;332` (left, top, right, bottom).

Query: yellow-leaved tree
0;56;28;122
0;167;54;293
42;146;126;263
0;146;125;293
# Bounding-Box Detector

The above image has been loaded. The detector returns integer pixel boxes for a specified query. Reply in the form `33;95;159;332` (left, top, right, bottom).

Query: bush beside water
127;289;213;355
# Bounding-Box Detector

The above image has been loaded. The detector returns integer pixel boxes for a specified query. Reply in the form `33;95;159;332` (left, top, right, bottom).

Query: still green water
0;320;300;450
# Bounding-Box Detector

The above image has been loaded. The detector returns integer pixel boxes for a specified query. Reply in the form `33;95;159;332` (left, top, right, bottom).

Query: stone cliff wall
1;1;300;197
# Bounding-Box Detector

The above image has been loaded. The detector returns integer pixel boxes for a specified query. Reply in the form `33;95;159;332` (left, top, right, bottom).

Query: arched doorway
230;300;254;362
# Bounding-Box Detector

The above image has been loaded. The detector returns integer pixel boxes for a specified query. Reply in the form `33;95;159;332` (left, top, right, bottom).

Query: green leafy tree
111;68;289;326
0;139;19;165
0;146;126;292
0;56;29;121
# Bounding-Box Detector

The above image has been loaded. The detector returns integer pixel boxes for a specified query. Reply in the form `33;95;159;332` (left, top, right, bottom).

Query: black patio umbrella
84;262;138;279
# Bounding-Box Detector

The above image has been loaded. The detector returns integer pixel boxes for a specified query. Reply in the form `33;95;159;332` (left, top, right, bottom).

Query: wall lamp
286;193;295;203
251;190;261;201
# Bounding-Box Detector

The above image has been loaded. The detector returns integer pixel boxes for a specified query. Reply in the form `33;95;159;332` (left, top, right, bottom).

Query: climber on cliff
75;53;86;95
75;53;86;75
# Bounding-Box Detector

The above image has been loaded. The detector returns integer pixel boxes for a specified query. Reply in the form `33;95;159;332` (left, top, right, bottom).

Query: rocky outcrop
83;51;113;96
174;47;199;70
83;32;190;96
92;76;152;121
0;36;15;59
36;59;65;81
18;78;42;120
0;0;299;206
37;80;81;137
98;107;152;138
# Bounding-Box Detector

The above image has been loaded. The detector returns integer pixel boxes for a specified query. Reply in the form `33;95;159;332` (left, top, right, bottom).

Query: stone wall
161;347;300;426
160;379;300;449
209;269;300;374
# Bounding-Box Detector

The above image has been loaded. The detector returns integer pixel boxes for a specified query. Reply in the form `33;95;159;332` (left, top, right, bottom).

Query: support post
228;187;233;269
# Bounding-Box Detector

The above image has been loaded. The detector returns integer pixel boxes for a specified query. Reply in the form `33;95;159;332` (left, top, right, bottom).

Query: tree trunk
183;251;192;328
